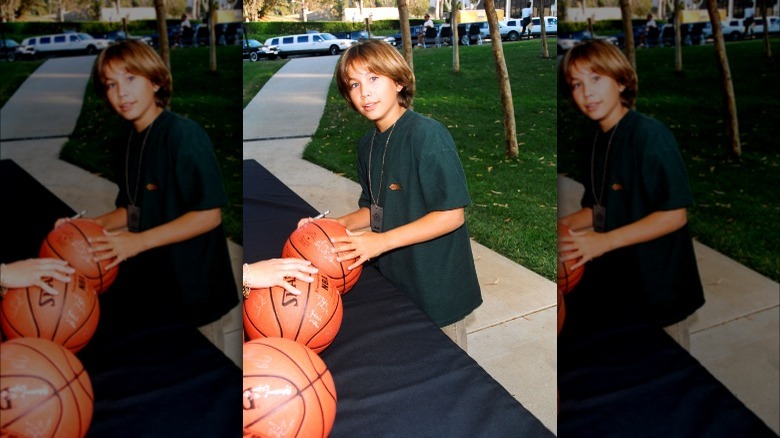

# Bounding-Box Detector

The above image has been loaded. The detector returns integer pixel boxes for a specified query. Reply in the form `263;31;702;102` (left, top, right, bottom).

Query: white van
263;32;356;59
19;32;110;58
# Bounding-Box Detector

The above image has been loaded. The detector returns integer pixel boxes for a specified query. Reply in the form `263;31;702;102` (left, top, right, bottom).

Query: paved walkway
1;54;776;435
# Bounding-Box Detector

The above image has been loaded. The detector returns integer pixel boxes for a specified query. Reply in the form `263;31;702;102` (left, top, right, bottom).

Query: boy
558;40;704;340
306;40;482;350
56;40;237;327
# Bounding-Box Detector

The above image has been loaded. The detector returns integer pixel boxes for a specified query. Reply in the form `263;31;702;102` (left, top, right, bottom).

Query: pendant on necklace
370;204;384;232
593;204;606;233
128;205;141;232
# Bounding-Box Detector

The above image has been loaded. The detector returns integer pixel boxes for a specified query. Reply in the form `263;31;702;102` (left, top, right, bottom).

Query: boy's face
102;61;162;131
346;62;405;132
568;61;628;131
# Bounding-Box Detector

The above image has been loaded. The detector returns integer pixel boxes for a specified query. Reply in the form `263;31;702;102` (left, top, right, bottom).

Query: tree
153;0;170;70
451;0;459;73
705;0;740;158
673;0;682;71
619;0;635;69
759;0;772;58
537;0;549;59
397;0;413;70
208;0;216;72
483;0;518;158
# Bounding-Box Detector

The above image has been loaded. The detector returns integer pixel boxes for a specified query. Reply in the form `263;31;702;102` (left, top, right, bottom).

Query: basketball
0;273;100;353
243;337;337;438
39;219;118;294
557;223;584;295
281;220;362;294
0;337;94;438
243;274;343;354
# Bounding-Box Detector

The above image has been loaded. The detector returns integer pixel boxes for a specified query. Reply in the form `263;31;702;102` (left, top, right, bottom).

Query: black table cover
558;285;777;437
243;159;553;437
1;159;241;437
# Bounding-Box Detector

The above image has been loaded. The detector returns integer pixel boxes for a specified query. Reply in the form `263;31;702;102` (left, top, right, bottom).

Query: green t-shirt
580;110;705;325
118;110;238;325
357;110;482;327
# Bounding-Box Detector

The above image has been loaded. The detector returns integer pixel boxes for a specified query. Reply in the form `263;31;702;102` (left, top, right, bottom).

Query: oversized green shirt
118;110;238;325
357;110;482;327
580;110;705;325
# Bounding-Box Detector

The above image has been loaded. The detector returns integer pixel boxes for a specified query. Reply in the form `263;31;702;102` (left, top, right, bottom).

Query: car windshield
4;39;20;47
248;40;261;48
321;33;337;40
77;33;96;41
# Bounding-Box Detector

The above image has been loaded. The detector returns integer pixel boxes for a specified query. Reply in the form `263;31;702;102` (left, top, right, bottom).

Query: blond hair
93;40;172;108
335;39;415;111
559;40;638;108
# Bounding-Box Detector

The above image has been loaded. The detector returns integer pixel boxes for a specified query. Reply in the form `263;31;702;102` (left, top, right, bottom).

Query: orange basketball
0;274;100;353
557;222;584;295
243;274;343;354
39;219;118;294
0;337;94;438
243;337;337;438
281;220;362;294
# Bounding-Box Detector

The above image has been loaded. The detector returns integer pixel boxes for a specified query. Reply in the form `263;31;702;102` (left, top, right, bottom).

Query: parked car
557;30;618;53
195;22;242;47
499;19;524;41
753;16;780;34
613;19;652;48
660;22;707;46
18;32;111;58
264;32;357;58
92;30;153;46
702;18;744;41
530;16;558;37
1;39;20;62
243;39;278;61
456;22;489;45
332;30;396;46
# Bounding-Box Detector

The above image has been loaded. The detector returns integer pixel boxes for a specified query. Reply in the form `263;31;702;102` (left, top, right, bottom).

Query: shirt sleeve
416;123;472;211
171;119;228;211
637;120;693;211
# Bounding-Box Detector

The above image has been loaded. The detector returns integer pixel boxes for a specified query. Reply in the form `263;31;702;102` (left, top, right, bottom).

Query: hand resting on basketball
0;258;75;295
244;259;319;296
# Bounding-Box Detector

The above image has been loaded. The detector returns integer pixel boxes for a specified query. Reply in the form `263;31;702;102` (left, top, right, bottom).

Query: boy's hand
331;229;387;271
558;228;611;271
89;229;143;270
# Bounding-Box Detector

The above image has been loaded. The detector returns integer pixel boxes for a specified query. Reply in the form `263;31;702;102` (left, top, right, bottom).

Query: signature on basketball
2;384;51;408
63;295;88;329
243;385;293;410
307;298;329;329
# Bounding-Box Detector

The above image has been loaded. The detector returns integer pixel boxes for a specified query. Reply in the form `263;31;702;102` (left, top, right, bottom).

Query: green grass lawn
0;59;45;109
60;46;244;244
304;41;559;281
242;59;287;108
558;39;780;282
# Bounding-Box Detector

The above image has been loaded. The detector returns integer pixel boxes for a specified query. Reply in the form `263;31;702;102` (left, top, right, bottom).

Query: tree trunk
760;0;771;58
674;0;682;71
154;0;170;70
538;0;549;59
209;0;217;72
397;0;413;70
619;0;635;69
705;0;741;158
484;0;518;158
450;0;460;73
451;0;459;72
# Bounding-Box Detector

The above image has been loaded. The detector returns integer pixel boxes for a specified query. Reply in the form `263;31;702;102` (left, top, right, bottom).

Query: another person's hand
243;258;319;297
0;258;75;295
